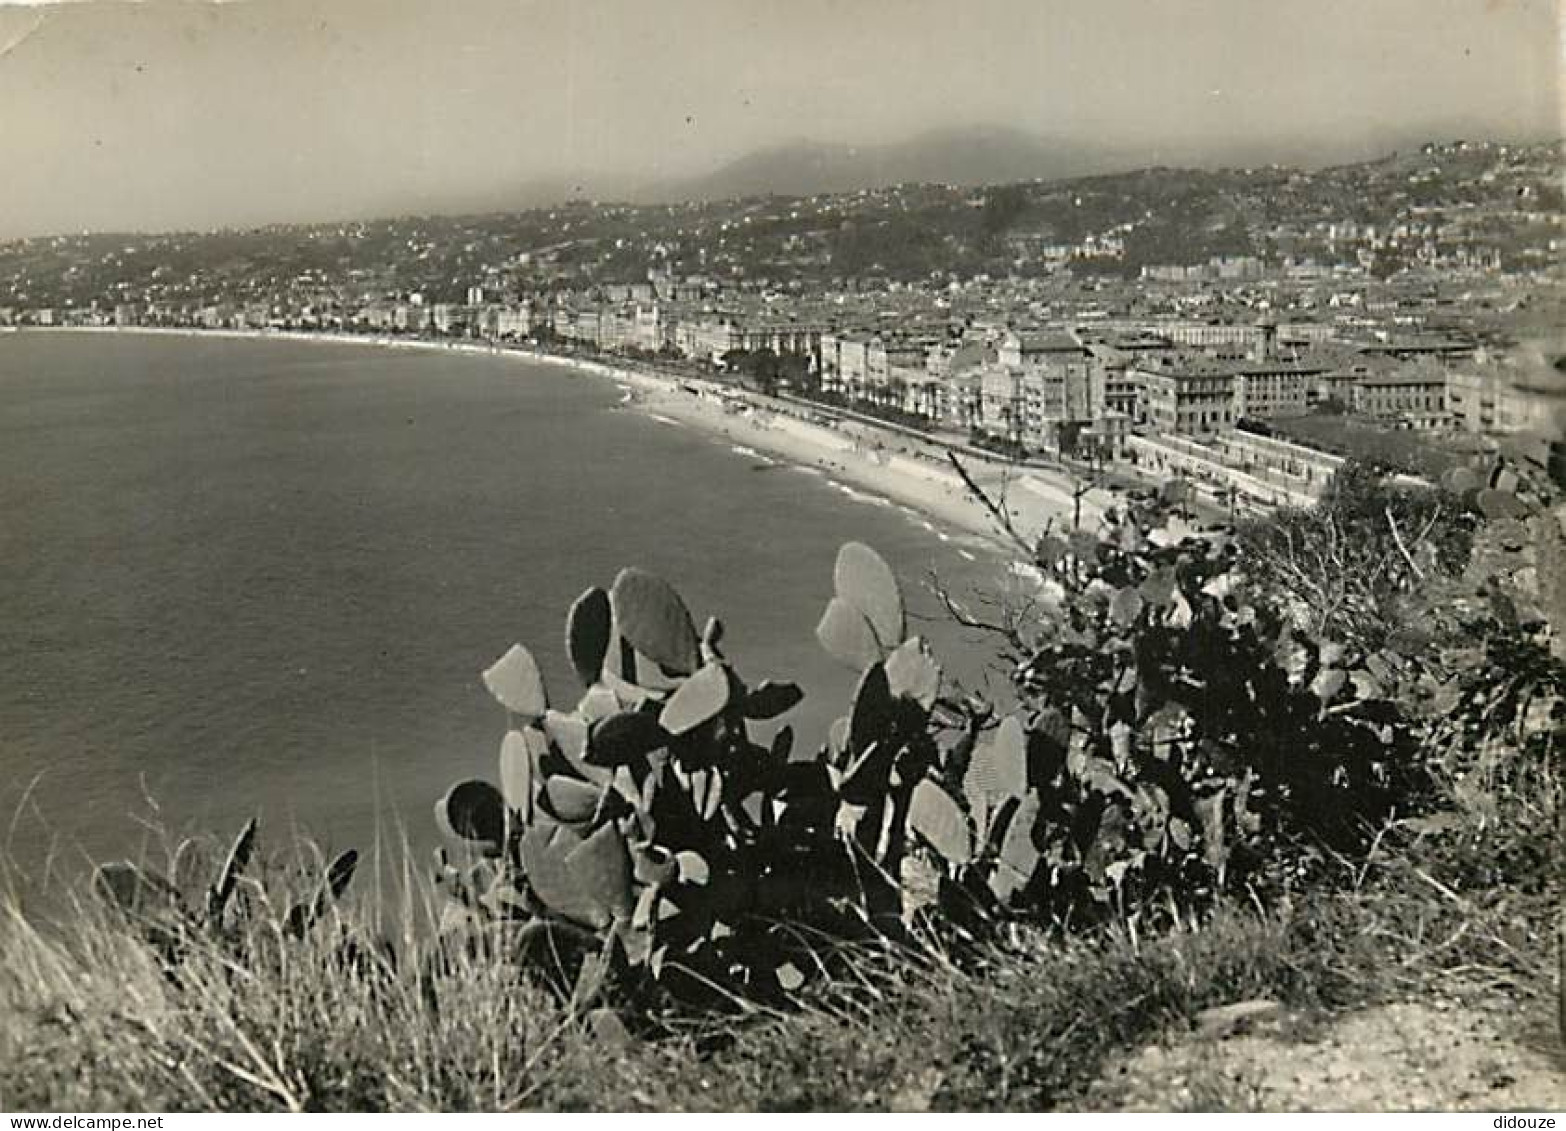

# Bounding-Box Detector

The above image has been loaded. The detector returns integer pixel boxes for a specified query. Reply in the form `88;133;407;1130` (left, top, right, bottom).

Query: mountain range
634;126;1137;201
456;121;1511;214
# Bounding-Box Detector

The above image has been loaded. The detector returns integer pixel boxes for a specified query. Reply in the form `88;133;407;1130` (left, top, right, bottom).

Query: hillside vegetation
3;141;1559;304
1;463;1560;1111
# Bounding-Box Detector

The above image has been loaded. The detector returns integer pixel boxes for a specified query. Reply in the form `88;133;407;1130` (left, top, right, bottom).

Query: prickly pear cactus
905;710;1048;908
440;543;950;1003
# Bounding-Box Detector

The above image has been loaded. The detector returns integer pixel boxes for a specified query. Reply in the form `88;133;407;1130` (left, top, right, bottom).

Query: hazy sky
0;0;1559;238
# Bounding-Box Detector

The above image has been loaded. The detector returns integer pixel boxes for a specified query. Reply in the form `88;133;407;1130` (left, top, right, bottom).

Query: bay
0;331;1010;887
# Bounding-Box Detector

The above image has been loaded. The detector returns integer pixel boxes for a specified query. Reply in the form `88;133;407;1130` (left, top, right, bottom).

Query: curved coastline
27;326;1099;552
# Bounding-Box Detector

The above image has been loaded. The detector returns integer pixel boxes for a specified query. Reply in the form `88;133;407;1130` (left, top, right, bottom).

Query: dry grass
0;731;1557;1112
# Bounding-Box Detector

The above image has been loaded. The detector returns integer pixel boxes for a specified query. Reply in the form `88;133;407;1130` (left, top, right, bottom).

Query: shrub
1235;461;1478;650
915;499;1433;928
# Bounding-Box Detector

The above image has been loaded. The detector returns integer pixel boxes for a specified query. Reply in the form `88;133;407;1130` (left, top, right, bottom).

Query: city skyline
0;0;1560;239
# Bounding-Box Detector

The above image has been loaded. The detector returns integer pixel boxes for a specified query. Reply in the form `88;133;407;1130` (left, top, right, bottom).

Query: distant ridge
469;120;1549;212
634;126;1135;202
9;124;1557;238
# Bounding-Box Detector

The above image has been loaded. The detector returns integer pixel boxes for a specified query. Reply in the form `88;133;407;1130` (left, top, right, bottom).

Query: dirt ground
1086;999;1565;1112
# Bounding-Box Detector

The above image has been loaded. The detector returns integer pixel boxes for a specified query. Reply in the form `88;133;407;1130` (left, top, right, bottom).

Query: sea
0;331;1016;890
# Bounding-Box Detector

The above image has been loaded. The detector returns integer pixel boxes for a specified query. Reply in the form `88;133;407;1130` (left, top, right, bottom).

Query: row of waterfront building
490;296;1543;456
4;290;1549;461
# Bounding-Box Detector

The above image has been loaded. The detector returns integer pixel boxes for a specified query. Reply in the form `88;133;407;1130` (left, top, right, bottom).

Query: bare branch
927;569;1026;647
1410;502;1445;552
945;451;1037;559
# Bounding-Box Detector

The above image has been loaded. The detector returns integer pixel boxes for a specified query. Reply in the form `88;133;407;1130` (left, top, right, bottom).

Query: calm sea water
0;332;1009;883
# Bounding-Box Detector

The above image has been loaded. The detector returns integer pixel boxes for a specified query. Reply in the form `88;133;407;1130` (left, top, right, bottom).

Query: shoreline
24;325;1106;554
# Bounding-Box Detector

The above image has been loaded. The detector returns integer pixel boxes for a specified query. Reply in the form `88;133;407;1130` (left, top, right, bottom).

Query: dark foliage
1235;461;1477;650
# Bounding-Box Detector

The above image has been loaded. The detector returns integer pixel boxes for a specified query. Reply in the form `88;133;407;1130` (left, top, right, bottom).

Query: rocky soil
1086;999;1565;1112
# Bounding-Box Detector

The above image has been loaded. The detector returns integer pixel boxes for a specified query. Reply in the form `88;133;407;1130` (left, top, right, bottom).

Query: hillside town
3;138;1561;513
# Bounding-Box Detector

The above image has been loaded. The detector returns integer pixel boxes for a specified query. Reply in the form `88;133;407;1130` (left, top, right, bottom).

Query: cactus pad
519;821;598;927
588;710;669;766
1477;488;1529;521
847;662;894;756
832;541;905;647
436;780;507;854
884;637;940;709
284;849;358;939
742;680;805;720
989;792;1041;902
566;586;613;689
499;729;538;816
964;714;1027;802
541;775;605;824
908;780;971;865
658;661;733;735
543;710;595;776
206;817;258;924
815;596;884;670
563;823;634;922
609;568;701;675
482;644;549;718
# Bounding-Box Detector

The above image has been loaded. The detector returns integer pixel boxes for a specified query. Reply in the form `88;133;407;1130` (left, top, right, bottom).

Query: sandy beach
612;373;1106;550
38;326;1107;554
